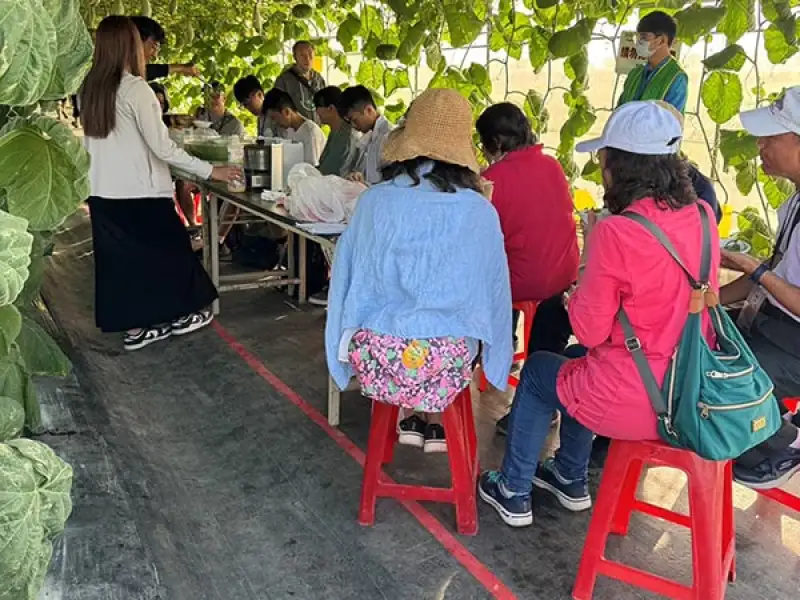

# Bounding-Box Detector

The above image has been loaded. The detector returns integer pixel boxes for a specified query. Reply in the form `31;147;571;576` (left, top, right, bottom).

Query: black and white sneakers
172;309;214;336
123;309;214;351
123;324;172;351
397;415;448;453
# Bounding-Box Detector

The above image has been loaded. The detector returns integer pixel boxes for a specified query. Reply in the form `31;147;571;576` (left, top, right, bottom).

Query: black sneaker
171;309;213;336
424;423;447;453
532;458;592;512
123;324;171;351
733;446;800;490
496;411;558;436
478;471;533;527
398;415;426;448
309;287;328;307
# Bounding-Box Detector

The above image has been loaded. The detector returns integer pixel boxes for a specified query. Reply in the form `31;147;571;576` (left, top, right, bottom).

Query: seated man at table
195;81;245;138
314;86;361;177
719;89;800;490
338;85;395;185
234;75;284;139
263;88;326;165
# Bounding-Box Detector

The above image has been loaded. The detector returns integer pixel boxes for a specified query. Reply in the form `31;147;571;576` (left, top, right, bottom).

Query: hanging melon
185;22;194;43
169;0;178;14
141;0;151;17
376;44;398;60
292;4;313;19
253;4;264;34
111;0;125;15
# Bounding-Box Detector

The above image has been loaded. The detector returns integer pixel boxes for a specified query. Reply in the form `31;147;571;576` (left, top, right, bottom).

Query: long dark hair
381;158;483;194
603;148;697;214
80;16;146;138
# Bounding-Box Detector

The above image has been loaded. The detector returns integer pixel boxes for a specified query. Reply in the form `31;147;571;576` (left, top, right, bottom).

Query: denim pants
501;347;594;495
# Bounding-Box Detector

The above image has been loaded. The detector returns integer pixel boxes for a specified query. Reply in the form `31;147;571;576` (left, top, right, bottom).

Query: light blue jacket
325;166;513;392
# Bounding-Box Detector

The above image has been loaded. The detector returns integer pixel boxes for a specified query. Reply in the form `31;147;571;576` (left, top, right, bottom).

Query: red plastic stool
358;388;479;535
479;300;538;392
573;439;735;600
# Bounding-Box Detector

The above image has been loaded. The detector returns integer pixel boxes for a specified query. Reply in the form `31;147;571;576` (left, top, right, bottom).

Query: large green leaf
719;129;759;169
356;59;385;91
0;347;38;430
702;44;747;71
674;6;726;46
0;305;21;359
764;23;799;64
734;161;757;195
383;68;410;97
524;89;549;135
41;0;93;100
0;210;33;307
336;14;361;53
443;0;484;48
581;158;603;185
425;35;445;72
701;72;743;124
0;126;86;231
717;0;755;44
0;0;58;106
0;395;24;441
397;22;427;66
15;314;70;377
565;48;589;85
759;167;794;209
528;26;551;73
489;10;530;59
548;19;593;58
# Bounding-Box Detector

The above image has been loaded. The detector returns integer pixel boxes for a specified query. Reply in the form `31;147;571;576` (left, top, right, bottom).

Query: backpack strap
616;202;712;433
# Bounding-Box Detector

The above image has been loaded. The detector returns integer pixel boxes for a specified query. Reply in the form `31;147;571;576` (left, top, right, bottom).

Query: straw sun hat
381;88;481;174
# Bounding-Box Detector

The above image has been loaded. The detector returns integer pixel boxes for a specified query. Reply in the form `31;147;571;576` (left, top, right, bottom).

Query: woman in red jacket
477;103;580;433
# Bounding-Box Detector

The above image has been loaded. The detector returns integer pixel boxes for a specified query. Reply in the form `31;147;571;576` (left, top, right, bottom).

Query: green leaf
15;314;70;377
674;6;726;46
524;89;549;135
764;23;799;64
0;0;58;106
0;347;38;430
759;167;794;209
0;127;86;231
560;97;596;139
581;158;603;185
548;18;593;58
40;0;93;100
489;10;530;59
0;305;21;359
425;36;445;72
0;395;24;441
528;26;551;73
384;100;407;124
397;22;427;66
357;59;385;91
701;72;743;124
734;162;757;195
717;0;755;44
565;48;589;84
467;63;490;89
336;14;361;53
0;210;33;307
702;44;747;71
444;0;484;48
719;129;759;169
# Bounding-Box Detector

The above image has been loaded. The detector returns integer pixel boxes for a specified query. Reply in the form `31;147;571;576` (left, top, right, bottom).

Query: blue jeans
500;347;595;494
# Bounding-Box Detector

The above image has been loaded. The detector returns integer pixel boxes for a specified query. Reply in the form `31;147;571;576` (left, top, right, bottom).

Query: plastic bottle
719;204;733;239
227;136;246;193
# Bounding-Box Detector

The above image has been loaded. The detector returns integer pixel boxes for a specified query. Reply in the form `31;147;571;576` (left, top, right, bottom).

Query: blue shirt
325;165;514;391
619;56;689;113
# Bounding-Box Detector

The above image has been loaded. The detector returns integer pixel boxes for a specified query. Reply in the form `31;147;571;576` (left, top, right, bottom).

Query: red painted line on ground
213;321;518;600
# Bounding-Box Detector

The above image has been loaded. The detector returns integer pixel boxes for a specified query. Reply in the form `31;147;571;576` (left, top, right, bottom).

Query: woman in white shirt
80;16;239;351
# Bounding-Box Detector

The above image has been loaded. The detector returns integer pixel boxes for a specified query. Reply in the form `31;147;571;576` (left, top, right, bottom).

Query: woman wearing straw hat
325;88;513;453
479;101;720;527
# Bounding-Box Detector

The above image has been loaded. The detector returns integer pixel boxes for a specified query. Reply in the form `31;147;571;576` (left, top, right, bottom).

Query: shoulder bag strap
616;202;712;426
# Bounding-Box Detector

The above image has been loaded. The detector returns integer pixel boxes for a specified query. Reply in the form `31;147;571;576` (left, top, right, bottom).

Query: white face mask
636;39;654;59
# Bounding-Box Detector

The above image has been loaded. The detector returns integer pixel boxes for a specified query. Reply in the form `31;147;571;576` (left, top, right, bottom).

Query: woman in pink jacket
479;101;720;528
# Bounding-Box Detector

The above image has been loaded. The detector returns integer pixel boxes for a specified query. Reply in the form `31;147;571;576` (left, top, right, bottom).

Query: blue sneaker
478;471;533;527
532;458;592;512
734;446;800;490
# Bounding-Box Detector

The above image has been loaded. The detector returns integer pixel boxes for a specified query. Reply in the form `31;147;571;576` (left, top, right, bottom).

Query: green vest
618;57;686;110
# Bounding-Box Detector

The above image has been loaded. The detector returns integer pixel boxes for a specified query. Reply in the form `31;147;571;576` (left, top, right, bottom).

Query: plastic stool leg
383;405;400;465
610;458;644;536
688;460;725;600
457;390;478;475
444;404;478;535
358;402;394;526
573;443;633;600
722;461;736;582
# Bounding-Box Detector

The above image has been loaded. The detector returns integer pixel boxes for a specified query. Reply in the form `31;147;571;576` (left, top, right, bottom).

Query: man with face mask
618;11;688;114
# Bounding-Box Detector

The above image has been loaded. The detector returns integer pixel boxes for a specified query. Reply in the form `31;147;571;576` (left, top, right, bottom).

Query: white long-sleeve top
84;72;213;199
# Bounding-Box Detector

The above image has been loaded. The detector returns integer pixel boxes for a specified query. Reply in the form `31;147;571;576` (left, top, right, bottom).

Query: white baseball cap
575;101;683;155
740;87;800;137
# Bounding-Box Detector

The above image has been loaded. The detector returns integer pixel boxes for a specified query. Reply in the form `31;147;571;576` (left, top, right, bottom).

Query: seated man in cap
195;82;245;138
719;88;800;490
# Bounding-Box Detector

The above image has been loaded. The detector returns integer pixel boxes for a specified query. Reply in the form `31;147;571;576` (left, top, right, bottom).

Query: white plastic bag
285;163;367;223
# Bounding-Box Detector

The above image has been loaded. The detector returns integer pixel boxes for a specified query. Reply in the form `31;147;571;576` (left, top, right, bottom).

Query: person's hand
346;172;366;184
176;64;200;77
210;165;242;183
562;283;577;308
720;249;761;275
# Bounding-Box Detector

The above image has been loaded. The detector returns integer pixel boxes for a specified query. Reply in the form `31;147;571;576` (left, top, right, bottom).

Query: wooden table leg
327;376;340;427
208;194;220;315
299;235;308;304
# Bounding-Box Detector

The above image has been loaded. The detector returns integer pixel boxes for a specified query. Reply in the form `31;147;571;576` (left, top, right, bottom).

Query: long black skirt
88;197;218;333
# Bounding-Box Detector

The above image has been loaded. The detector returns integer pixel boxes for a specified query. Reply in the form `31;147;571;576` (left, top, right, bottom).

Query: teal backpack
619;203;781;461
